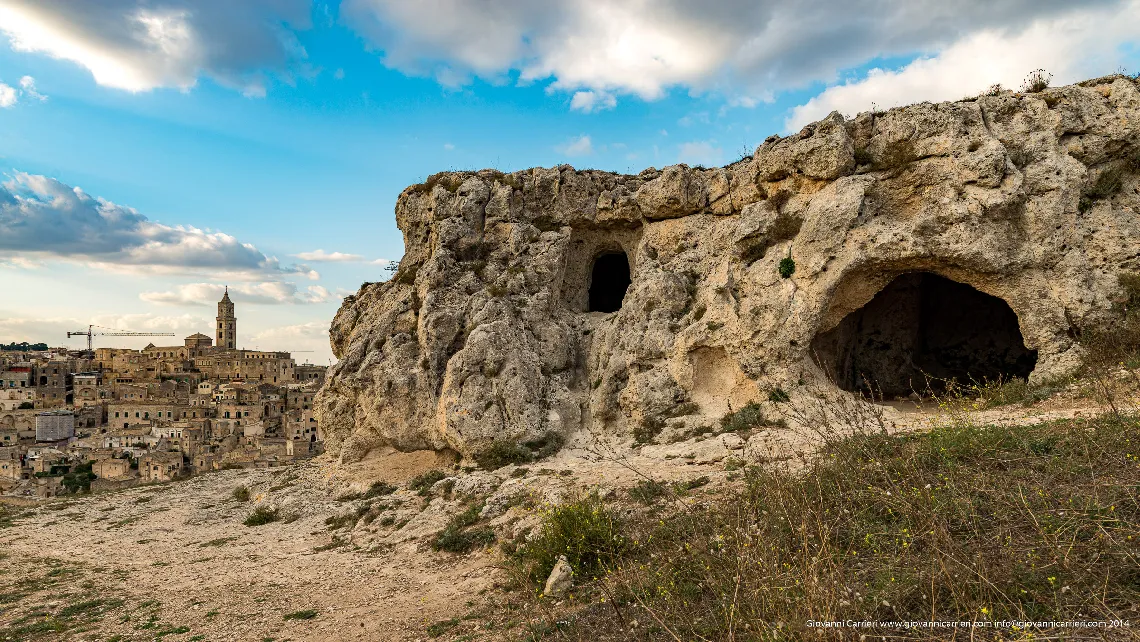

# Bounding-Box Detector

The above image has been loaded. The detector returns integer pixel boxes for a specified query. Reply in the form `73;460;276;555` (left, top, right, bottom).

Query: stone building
35;411;74;442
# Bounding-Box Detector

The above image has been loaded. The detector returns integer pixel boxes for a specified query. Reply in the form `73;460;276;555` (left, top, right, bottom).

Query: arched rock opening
588;252;631;313
811;272;1038;396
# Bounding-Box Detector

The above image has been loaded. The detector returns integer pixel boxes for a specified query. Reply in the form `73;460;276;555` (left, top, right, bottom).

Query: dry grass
512;414;1140;640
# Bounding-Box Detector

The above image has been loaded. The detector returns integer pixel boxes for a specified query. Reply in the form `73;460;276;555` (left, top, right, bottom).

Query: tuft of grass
243;506;279;527
767;387;790;403
407;470;448;495
426;617;461;638
283;609;319;621
719;402;783;434
474;431;565;470
231;486;250;502
1079;163;1126;213
433;502;495;553
1021;68;1052;92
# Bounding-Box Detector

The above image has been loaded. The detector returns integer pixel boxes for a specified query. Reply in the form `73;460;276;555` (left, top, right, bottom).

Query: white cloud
569;90;616;113
0;82;15;107
334;68;345;80
248;321;332;362
0;0;312;94
140;282;332;306
677;141;723;167
787;2;1140;130
443;142;455;151
0;171;311;278
294;249;366;262
557;134;593;157
340;0;1122;105
18;75;44;100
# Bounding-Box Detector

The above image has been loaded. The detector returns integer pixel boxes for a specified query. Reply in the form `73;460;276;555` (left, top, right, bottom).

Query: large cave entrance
588;252;631;313
811;272;1037;396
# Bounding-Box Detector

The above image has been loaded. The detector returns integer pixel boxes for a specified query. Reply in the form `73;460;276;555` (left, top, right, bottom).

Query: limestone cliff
317;75;1140;463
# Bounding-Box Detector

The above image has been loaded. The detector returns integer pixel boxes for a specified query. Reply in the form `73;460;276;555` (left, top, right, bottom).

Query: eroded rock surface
317;76;1140;462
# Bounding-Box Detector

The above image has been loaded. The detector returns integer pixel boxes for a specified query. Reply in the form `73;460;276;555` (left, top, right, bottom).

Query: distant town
0;289;327;497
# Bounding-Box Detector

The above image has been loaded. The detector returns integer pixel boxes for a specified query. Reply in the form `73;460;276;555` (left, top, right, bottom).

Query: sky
1;0;1139;364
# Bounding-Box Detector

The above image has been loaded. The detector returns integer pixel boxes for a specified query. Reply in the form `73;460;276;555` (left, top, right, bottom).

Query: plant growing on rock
778;256;796;279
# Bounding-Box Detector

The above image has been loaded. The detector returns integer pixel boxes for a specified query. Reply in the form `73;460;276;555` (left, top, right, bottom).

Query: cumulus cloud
0;0;312;94
786;1;1140;130
340;0;1120;104
0;82;14;107
569;90;616;113
294;249;366;262
140;282;332;306
0;171;312;278
557;134;593;157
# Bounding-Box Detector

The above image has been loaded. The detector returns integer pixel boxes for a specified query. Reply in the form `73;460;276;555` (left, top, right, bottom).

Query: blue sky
1;0;1138;362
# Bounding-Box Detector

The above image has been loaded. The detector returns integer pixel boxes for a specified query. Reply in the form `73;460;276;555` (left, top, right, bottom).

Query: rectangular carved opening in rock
560;227;640;313
588;252;631;312
811;272;1038;396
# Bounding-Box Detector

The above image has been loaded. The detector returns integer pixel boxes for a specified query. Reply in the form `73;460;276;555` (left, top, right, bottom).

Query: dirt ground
1;377;1134;641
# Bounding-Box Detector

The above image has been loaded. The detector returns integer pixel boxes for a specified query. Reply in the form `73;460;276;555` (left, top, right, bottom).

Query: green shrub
719;402;781;434
629;480;669;505
517;494;626;583
364;481;396;498
475;440;531;470
243;506;278;527
767;387;790;403
777;256;796;278
632;416;665;444
433;503;495;553
474;431;565;470
407;470;447;495
231;486;250;502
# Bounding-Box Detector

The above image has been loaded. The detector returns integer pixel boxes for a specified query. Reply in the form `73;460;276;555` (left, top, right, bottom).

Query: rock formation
317;75;1140;463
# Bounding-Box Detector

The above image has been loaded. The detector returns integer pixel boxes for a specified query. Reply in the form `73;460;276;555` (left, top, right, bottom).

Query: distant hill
0;342;49;352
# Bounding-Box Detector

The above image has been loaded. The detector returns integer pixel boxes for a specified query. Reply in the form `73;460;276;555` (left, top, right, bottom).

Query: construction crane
66;325;176;351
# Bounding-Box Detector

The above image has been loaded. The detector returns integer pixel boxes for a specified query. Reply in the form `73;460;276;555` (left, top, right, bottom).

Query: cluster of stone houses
0;291;327;497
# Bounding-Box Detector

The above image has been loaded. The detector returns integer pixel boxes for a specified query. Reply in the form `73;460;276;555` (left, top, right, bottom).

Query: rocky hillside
317;75;1140;463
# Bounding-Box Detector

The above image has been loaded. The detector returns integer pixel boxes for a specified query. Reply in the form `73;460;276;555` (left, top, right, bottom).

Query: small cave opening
588;252;632;313
811;272;1038;396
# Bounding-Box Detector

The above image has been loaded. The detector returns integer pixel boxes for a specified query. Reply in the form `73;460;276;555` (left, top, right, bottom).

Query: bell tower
216;287;236;350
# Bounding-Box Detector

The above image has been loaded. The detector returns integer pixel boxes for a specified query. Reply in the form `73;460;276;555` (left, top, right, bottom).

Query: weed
777;256;796;278
1022;68;1052;92
515;494;625;583
632;416;665;444
243;506;279;527
427;617;461;638
231;486;250;502
719;402;782;434
1079;163;1126;213
283;609;319;621
407;470;448;495
628;480;669;505
434;503;495;553
768;387;790;403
